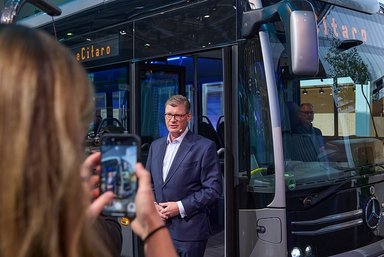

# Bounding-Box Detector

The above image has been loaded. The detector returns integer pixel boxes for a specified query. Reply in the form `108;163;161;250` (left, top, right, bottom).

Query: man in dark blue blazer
146;95;222;257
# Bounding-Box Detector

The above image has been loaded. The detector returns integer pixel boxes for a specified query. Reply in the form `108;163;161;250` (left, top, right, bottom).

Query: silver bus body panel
245;0;288;256
239;208;287;257
330;238;384;256
259;25;286;209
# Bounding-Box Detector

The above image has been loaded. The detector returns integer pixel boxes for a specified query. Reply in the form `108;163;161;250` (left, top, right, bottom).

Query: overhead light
119;30;127;35
319;88;324;94
302;89;308;95
66;32;73;36
167;56;187;61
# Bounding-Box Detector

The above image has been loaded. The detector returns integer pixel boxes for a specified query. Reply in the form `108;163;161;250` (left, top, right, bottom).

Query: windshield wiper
302;179;353;207
302;162;384;207
341;162;384;174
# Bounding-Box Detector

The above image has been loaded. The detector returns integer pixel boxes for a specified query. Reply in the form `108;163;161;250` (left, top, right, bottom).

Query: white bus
11;0;384;256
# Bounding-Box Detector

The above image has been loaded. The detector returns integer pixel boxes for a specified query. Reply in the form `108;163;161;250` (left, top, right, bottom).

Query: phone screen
100;134;140;217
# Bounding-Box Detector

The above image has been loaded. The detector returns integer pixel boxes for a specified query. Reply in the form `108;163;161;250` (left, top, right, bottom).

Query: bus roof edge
317;0;380;14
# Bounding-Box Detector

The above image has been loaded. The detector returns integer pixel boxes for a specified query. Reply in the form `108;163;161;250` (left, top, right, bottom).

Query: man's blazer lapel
154;138;167;184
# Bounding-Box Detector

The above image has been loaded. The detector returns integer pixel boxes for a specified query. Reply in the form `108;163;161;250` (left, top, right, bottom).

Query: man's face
299;105;314;125
164;104;191;138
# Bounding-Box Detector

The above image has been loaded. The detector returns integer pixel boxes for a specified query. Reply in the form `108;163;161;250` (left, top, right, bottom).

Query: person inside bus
0;24;177;257
293;103;325;156
145;94;223;257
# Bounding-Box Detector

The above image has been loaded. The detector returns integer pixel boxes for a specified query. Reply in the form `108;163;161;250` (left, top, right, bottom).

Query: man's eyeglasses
300;111;314;115
164;113;188;121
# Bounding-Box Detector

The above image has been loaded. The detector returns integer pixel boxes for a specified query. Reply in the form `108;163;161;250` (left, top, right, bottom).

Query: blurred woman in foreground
0;24;176;257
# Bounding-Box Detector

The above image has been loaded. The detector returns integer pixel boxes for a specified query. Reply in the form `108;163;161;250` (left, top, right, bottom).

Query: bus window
238;37;275;209
89;67;129;124
139;64;184;144
145;54;224;149
86;66;129;152
277;4;384;256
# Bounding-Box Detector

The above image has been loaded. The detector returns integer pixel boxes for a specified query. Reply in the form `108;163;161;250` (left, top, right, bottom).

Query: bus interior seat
97;117;125;135
215;116;225;178
140;136;153;166
198;116;225;180
216;115;225;146
198;115;223;150
140;136;153;151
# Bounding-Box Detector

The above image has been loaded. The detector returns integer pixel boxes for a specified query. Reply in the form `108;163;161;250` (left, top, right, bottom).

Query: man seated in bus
292;103;326;160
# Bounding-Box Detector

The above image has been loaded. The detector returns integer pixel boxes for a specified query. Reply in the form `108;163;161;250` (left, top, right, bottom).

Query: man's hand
159;202;180;219
155;202;168;220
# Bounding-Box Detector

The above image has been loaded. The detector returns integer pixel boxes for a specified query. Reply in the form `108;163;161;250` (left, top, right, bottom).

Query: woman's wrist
141;213;164;240
142;224;167;243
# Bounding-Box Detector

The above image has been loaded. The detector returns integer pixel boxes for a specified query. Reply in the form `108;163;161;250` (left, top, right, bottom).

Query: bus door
86;66;129;152
138;50;225;257
138;63;185;163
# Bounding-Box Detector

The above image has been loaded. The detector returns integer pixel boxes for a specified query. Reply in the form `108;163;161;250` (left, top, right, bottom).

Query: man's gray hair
165;95;191;113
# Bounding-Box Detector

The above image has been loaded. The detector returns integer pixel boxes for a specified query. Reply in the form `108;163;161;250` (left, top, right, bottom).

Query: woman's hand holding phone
130;163;165;239
81;151;114;221
99;134;140;218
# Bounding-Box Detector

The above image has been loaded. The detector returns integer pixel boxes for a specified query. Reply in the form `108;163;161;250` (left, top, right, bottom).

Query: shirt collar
167;127;189;144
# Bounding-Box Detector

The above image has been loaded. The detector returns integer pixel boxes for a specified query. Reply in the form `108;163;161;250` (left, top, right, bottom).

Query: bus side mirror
242;0;319;76
1;0;61;24
288;9;319;76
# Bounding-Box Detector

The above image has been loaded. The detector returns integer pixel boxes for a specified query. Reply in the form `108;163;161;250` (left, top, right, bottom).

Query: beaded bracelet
143;224;167;243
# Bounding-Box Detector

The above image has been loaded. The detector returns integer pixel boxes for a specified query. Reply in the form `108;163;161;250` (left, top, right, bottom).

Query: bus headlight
291;245;314;257
291;247;302;257
304;245;313;256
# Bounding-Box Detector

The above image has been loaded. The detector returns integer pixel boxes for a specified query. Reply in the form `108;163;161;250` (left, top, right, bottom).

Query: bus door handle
256;225;266;234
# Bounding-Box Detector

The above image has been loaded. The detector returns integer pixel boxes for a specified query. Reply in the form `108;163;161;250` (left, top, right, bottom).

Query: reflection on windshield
249;5;384;192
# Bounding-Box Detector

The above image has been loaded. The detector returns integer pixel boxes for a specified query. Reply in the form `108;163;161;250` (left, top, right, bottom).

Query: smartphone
100;134;140;218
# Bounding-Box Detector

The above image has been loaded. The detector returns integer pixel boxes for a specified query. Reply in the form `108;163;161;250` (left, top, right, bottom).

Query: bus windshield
247;3;384;193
